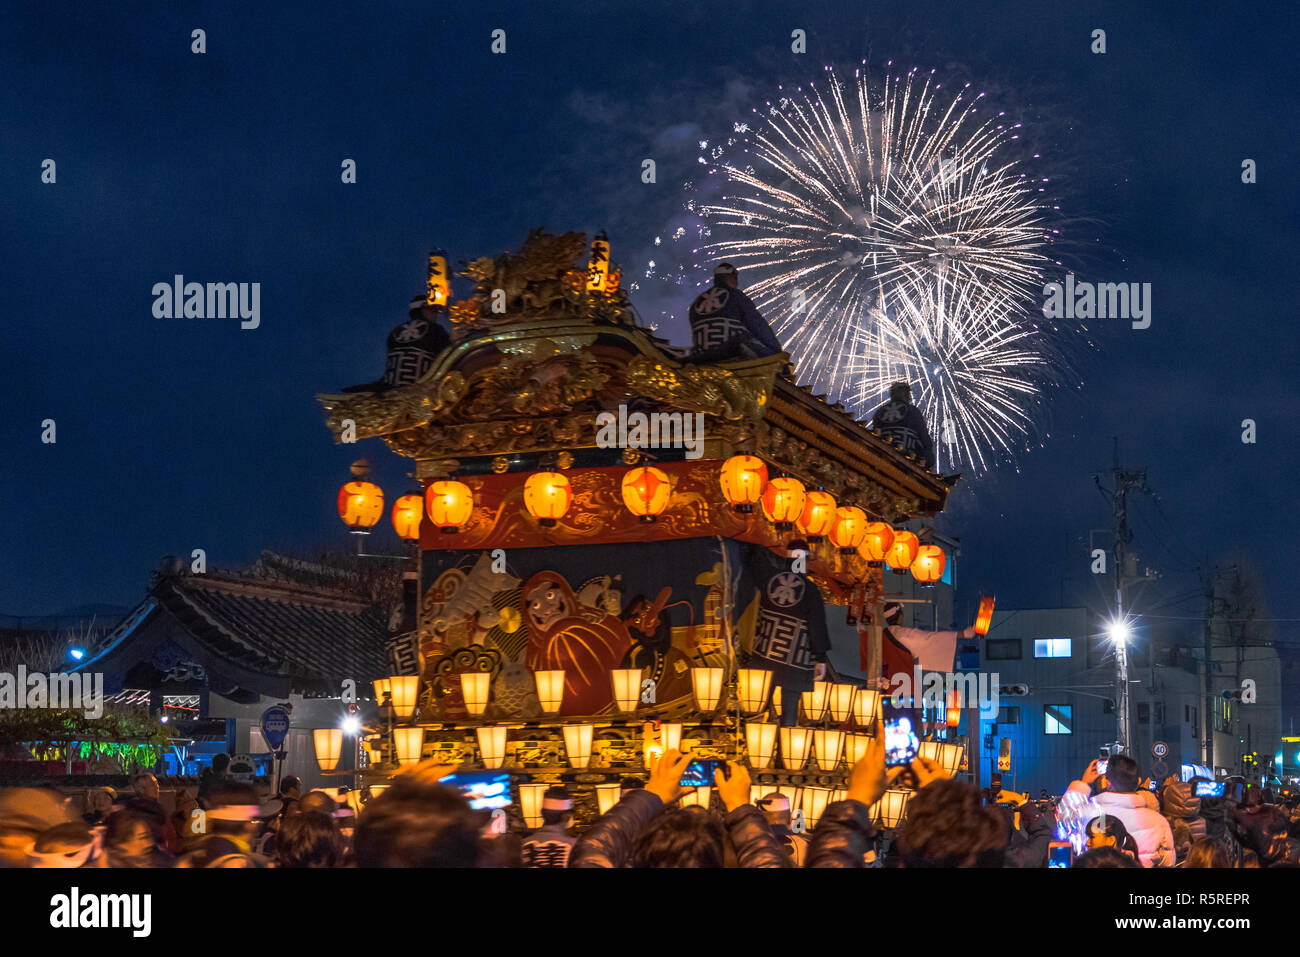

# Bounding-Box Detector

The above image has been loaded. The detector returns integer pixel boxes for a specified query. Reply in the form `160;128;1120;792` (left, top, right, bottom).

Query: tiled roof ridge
162;569;378;612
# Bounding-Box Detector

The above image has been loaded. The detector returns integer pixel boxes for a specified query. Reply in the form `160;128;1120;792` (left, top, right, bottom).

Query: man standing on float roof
686;262;783;361
871;381;935;470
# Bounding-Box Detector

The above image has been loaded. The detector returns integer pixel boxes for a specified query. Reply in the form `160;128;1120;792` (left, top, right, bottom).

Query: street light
1106;618;1132;644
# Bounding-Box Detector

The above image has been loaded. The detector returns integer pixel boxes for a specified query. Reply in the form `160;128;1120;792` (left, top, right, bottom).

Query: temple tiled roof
81;570;389;699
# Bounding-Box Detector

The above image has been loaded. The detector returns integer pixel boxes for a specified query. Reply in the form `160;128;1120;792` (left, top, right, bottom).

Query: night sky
4;2;1297;658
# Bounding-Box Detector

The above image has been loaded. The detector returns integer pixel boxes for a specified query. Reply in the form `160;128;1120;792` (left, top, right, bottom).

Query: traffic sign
1152;740;1168;759
260;706;291;751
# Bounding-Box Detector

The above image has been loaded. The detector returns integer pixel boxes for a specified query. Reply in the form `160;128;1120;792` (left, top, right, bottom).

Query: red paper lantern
622;466;671;522
719;455;768;513
761;476;806;531
858;523;895;566
338;481;384;530
884;530;919;570
391;494;423;540
910;544;946;586
523;472;572;527
426;480;474;533
829;506;869;554
796;490;837;542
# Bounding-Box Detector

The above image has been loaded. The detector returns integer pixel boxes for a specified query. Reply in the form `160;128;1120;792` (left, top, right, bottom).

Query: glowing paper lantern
938;742;966;776
827;683;857;723
761;476;806;531
313;728;342;772
829;506;869;554
680;787;711;808
425;480;474;533
388;675;419;720
534;671;565;714
885;530;920;570
621;466;672;522
974;596;996;635
476;725;507;769
426;248;450;307
460;672;490;716
911;545;946;585
517;783;547;828
393;727;424;766
389;493;423;540
796;490;837;541
846;733;873;766
611;669;642;712
373;678;391;708
719;455;768;513
800;681;830;722
691;666;725;712
736;668;772;713
802;786;832;829
659;723;682;753
587;231;611;291
918;740;942;766
523;471;572;527
563;723;595;769
813;729;845;771
337;480;384;530
779;727;812;770
873;789;911;829
745;722;777;769
858;523;895;566
595;782;621;815
853;689;881;729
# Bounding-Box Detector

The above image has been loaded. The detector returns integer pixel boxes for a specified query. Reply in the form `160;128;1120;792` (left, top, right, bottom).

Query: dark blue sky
4;2;1297;648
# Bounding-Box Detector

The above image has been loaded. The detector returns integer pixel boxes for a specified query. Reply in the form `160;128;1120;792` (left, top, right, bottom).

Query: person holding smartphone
1065;756;1174;867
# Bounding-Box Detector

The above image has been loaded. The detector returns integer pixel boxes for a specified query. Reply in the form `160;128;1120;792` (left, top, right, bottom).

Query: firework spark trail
694;63;1060;474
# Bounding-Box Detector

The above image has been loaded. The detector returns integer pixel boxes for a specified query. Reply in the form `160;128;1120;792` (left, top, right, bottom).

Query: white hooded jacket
1066;781;1174;867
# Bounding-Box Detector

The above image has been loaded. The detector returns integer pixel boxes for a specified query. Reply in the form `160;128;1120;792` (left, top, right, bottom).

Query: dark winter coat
805;799;877;867
569;789;791;868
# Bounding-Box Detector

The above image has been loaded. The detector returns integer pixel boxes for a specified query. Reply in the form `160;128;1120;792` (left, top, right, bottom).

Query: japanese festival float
317;230;959;831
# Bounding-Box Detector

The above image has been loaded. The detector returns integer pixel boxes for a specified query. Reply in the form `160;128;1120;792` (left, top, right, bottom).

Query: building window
1214;697;1232;733
1045;704;1073;735
1033;638;1072;658
985;639;1022;660
997;706;1020;724
1137;702;1150;724
1154;703;1164;725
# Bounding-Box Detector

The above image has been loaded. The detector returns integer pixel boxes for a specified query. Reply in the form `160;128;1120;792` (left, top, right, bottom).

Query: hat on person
757;792;790;812
713;262;738;277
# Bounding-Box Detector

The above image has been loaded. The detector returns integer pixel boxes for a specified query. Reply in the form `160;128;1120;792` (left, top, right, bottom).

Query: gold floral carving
624;355;766;421
319;371;466;441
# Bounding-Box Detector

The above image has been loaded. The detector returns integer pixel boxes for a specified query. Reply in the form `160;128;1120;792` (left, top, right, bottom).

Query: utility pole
1203;569;1216;770
1109;438;1149;756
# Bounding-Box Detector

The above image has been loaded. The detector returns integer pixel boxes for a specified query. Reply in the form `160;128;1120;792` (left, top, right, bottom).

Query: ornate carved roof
318;231;954;522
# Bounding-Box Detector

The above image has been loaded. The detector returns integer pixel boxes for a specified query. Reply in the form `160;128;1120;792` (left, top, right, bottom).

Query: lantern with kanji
426;479;474;533
796;490;837;542
858;522;894;566
390;493;423;540
337;460;384;531
884;529;919;570
760;476;806;531
719;455;768;513
587;231;611;292
911;544;946;586
426;248;450;308
829;506;869;555
523;471;572;527
621;466;671;522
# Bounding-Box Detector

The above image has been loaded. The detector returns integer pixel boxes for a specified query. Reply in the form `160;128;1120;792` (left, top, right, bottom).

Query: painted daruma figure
522;573;632;716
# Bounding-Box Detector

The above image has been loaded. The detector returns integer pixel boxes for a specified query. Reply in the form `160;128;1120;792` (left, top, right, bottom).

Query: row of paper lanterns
338;455;946;583
387;665;887;723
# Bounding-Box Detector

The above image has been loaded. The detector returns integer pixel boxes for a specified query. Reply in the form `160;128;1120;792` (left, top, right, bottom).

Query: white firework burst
695;64;1059;473
851;280;1048;474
